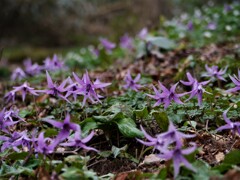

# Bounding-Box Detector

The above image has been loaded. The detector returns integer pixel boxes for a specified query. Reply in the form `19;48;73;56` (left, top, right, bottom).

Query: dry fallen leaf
215;152;225;163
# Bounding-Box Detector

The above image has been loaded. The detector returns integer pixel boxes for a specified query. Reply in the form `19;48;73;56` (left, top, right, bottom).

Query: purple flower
160;121;195;146
180;72;197;86
147;84;165;107
4;91;16;103
187;21;194;31
0;109;19;133
224;4;232;13
11;67;26;80
138;27;148;40
136;126;169;152
61;127;98;152
4;108;24;122
38;71;69;102
204;65;227;81
137;121;196;178
23;59;42;76
147;82;185;109
207;22;217;30
123;71;142;91
120;34;133;49
43;55;66;71
158;143;196;178
11;82;39;102
43;113;79;142
65;77;79;101
181;72;211;106
73;71;111;107
217;108;240;135
185;80;211;106
0;131;30;152
35;132;57;155
91;48;99;57
100;38;116;53
226;70;240;93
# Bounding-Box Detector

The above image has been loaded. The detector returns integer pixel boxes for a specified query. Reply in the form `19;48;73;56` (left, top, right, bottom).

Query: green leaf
136;41;147;58
146;36;176;49
93;112;124;123
151;110;169;131
223;150;240;165
111;145;128;158
19;109;33;118
191;160;221;180
115;118;144;138
61;167;98;180
7;152;29;161
80;118;99;136
44;128;58;137
134;107;148;119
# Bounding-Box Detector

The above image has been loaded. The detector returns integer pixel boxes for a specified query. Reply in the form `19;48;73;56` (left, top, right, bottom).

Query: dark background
0;0;232;61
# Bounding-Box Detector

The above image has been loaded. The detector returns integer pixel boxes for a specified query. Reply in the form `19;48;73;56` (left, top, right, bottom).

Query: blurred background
0;0;232;62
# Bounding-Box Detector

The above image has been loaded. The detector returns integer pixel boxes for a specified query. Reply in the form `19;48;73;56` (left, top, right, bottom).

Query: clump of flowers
11;54;67;81
137;121;196;178
123;70;142;91
147;81;185;109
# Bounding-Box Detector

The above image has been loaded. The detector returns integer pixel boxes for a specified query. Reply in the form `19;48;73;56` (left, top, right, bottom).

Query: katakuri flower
61;127;98;152
226;69;240;93
204;64;227;81
187;21;194;31
35;132;57;155
136;125;169;152
158;143;196;178
11;82;39;101
137;121;196;178
207;22;217;30
43;54;66;71
138;27;148;40
38;71;69;102
185;80;211;106
0;108;20;133
65;77;79;101
180;72;197;86
4;90;16;103
123;71;142;91
73;71;111;107
148;82;186;109
181;72;211;106
120;34;133;49
217;108;240;135
43;113;79;142
4;108;24;122
100;38;116;53
24;59;42;76
11;67;26;80
0;131;31;152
